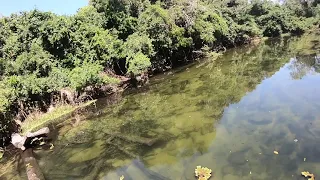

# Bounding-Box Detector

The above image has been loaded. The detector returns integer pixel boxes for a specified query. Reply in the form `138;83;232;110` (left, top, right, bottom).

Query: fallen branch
21;149;45;180
105;141;138;159
105;132;157;146
26;127;50;138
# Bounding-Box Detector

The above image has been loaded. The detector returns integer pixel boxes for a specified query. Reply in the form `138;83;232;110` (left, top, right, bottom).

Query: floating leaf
301;171;315;180
273;151;279;155
195;166;212;180
120;175;124;180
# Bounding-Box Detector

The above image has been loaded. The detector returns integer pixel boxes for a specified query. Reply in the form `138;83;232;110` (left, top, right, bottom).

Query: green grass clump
21;100;96;134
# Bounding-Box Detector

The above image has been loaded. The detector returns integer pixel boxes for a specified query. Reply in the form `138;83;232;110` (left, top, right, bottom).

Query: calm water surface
2;33;320;180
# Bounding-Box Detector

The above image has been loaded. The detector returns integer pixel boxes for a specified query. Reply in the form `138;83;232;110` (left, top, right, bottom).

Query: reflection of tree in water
37;35;320;179
286;32;320;79
314;54;320;72
288;55;318;79
194;38;292;118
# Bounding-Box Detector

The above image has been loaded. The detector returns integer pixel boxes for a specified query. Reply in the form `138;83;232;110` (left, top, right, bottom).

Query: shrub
126;52;151;75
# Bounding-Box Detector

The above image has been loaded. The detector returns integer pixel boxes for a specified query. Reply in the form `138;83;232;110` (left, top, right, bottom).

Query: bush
193;11;229;46
68;62;119;91
126;52;151;75
263;22;283;37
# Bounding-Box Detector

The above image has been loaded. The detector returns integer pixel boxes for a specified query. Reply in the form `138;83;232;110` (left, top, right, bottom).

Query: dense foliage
0;0;319;146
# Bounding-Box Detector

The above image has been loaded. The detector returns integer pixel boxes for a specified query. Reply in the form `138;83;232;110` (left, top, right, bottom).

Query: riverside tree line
0;0;319;146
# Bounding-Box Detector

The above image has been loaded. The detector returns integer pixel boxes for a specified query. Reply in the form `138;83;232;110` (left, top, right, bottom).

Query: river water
1;32;320;180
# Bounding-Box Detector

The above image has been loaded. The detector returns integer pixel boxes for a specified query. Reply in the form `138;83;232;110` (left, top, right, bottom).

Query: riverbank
1;30;320;179
1;0;319;148
0;35;260;180
13;37;261;135
1;28;318;151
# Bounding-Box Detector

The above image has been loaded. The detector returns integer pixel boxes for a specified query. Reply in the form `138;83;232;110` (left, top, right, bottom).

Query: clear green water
2;32;320;180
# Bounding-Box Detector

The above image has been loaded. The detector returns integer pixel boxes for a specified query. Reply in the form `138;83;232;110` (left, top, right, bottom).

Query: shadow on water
2;32;320;180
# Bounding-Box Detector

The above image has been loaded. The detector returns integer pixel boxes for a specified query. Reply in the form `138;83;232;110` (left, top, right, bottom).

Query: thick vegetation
0;0;319;146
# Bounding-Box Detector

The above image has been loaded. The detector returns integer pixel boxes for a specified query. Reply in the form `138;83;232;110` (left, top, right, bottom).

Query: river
1;32;320;180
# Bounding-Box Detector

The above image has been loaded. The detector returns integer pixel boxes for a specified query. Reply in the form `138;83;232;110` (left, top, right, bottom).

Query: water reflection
2;33;320;180
42;34;320;180
288;54;320;79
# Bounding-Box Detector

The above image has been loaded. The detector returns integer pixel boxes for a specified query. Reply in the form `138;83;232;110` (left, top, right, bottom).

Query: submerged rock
227;150;248;166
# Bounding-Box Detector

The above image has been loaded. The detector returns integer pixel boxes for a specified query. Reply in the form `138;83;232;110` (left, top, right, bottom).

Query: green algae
67;140;104;163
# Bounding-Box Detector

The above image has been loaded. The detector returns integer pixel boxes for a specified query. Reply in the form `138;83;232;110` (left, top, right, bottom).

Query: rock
11;127;50;150
11;133;27;150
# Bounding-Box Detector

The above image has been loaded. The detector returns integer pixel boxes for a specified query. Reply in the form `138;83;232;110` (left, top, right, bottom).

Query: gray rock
11;133;27;150
11;127;50;150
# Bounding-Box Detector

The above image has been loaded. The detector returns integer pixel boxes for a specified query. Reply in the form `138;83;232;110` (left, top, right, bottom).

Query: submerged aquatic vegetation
195;166;212;180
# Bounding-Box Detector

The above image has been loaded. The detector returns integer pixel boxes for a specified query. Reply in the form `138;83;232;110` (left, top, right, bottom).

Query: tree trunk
21;149;45;180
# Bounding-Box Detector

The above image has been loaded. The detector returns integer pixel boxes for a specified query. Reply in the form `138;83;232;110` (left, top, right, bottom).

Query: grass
21;100;97;135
